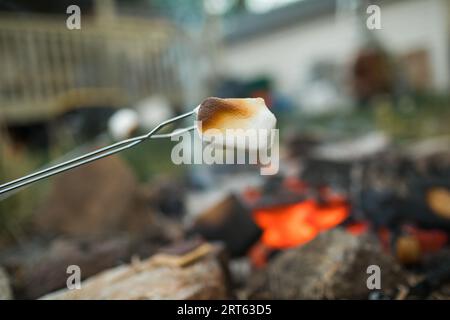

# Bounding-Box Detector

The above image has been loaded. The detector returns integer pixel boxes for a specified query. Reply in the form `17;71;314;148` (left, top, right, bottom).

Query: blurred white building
222;0;450;96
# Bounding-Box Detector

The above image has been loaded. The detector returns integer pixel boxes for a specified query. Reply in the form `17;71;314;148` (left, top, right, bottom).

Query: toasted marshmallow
196;97;276;151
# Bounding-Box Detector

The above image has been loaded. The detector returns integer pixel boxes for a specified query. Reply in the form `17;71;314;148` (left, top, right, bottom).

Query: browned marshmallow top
197;97;258;133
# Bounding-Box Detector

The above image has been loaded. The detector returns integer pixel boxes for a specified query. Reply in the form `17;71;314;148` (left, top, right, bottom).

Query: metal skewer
0;109;197;196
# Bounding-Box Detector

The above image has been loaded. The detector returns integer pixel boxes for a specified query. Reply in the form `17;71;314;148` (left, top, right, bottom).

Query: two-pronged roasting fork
1;96;278;197
0;109;197;196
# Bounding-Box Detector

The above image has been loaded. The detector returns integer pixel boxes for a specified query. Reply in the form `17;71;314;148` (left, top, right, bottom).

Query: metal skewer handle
0;110;196;196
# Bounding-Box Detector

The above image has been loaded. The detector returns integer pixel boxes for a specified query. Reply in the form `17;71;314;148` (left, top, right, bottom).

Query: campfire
2;131;450;300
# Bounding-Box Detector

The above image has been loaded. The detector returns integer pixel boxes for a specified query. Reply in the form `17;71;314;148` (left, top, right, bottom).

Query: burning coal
253;194;349;249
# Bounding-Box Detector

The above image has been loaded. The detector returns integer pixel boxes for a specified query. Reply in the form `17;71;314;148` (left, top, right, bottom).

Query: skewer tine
151;125;196;139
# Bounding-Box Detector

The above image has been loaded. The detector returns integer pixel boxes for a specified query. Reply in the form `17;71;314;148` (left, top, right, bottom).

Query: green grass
119;137;186;182
282;94;450;143
0;146;51;243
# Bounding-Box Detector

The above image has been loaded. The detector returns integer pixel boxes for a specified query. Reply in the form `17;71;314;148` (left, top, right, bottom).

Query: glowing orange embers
253;195;349;249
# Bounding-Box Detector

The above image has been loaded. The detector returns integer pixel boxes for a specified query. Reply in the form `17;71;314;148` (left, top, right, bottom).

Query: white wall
222;0;449;95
